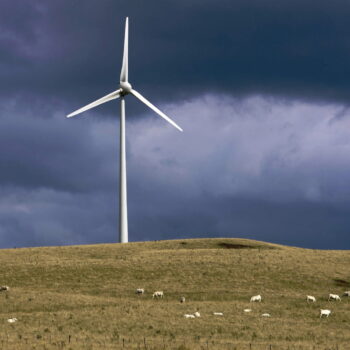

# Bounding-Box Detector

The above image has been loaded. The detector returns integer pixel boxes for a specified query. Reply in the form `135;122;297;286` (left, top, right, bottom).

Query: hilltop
0;238;349;349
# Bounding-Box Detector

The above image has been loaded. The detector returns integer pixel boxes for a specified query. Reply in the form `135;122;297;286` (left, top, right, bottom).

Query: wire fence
0;334;349;350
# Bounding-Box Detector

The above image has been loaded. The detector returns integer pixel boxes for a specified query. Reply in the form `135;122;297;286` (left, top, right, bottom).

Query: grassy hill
0;238;349;349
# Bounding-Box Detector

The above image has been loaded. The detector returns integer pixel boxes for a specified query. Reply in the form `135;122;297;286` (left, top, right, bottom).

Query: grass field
0;238;349;349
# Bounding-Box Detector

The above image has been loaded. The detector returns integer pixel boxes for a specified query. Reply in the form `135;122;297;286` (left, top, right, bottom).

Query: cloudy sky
1;0;350;249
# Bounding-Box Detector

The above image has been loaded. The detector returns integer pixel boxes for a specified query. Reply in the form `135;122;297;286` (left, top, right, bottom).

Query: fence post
250;343;252;350
123;338;125;348
144;337;147;349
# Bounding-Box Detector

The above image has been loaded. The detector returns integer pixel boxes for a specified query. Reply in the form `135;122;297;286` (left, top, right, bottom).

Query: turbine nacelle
120;81;132;94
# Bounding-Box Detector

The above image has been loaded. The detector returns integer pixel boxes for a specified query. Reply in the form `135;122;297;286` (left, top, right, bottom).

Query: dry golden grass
0;238;349;349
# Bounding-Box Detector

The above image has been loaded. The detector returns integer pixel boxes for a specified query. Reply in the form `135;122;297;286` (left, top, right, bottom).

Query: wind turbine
66;17;183;243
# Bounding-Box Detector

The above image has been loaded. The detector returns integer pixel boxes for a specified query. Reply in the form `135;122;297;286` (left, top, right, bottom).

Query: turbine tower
67;17;183;243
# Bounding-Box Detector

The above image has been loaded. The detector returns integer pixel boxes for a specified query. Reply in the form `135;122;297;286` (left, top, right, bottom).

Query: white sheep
244;309;252;313
194;311;200;317
320;309;331;318
250;294;262;302
328;294;341;301
152;291;164;298
307;295;316;302
7;318;17;323
136;288;144;295
261;313;271;317
184;314;195;318
213;312;223;316
0;286;9;292
343;291;350;297
180;296;186;303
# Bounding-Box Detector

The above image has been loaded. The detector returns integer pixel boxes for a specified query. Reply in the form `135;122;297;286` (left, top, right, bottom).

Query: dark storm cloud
125;95;350;249
1;1;350;249
0;93;350;249
0;102;117;193
2;0;350;104
0;186;117;248
129;193;350;250
0;103;120;248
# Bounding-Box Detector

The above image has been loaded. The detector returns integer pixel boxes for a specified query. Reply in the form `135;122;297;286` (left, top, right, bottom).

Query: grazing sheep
320;309;331;318
328;294;341;301
152;291;164;299
7;318;17;323
194;311;200;317
307;295;316;303
184;314;195;318
0;286;9;292
244;309;252;313
343;291;350;297
136;288;144;295
213;312;223;316
180;296;186;303
261;313;271;317
250;294;262;302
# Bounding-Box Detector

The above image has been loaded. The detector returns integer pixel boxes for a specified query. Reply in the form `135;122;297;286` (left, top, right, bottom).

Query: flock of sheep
306;292;350;318
136;289;350;319
248;293;349;318
2;284;348;324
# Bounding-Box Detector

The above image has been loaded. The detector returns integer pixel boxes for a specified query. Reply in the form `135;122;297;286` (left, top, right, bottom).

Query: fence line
0;334;349;350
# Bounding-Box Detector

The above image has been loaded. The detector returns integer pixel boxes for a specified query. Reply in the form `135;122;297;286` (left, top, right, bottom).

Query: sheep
320;309;331;318
250;294;262;302
343;291;350;297
307;295;316;303
213;312;223;316
152;291;164;299
244;309;252;313
194;311;200;318
7;318;17;323
0;286;9;292
135;288;144;295
328;294;341;301
261;313;271;317
180;296;186;303
184;314;195;318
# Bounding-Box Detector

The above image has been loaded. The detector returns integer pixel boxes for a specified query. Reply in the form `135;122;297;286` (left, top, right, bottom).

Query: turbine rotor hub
120;81;132;94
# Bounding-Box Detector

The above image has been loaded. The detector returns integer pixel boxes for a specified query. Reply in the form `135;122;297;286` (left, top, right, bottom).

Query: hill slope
0;238;349;349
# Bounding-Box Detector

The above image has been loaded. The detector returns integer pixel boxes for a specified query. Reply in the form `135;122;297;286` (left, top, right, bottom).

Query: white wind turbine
67;17;183;243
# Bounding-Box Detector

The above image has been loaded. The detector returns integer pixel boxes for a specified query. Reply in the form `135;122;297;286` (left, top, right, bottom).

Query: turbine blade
120;17;129;82
66;89;121;118
131;89;183;132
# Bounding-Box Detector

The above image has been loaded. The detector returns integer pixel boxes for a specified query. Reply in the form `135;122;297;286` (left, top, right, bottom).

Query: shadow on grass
333;278;350;287
217;242;276;250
